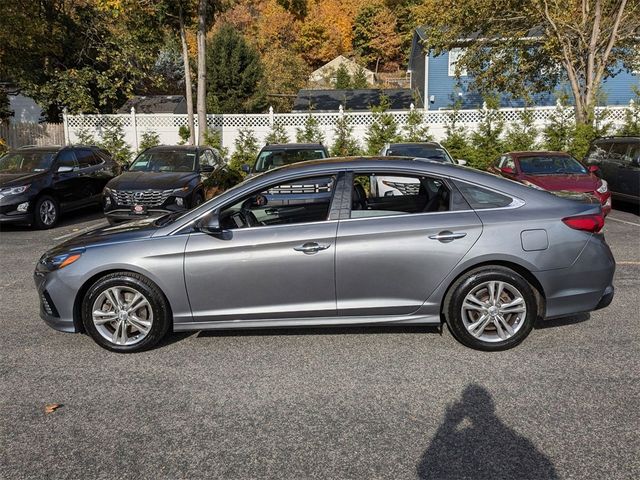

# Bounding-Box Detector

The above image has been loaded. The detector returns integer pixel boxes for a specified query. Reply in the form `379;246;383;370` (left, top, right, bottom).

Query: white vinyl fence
63;103;632;157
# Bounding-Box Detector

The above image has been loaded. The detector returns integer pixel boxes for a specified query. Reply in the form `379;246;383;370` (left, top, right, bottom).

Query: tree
261;48;310;112
543;100;574;151
206;25;266;113
441;100;473;163
403;108;433;142
352;3;402;72
0;87;13;125
266;120;290;144
177;1;196;145
196;0;209;145
334;64;352;89
470;97;505;169
100;119;132;165
203;128;229;158
1;1;167;121
331;114;361;156
619;89;640;136
231;127;260;170
365;96;401;154
296;114;325;143
139;131;161;152
412;0;640;126
503;107;539;152
351;65;370;89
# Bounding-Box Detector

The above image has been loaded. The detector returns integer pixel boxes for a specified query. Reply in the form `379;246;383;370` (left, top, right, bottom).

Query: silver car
34;157;615;352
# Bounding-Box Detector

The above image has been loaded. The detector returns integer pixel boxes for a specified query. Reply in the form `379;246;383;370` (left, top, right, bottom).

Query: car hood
49;217;161;254
107;171;197;190
0;171;48;188
522;173;598;192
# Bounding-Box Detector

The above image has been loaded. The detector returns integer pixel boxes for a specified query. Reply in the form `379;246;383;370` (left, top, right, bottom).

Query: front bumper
0;194;34;224
34;268;79;333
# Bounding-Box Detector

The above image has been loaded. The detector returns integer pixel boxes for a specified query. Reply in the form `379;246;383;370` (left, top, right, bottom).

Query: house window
448;48;468;77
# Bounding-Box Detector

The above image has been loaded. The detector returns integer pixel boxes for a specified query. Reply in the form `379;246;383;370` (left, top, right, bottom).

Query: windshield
519;155;587;175
386;145;453;163
130;150;197;173
254;148;327;173
0;151;56;173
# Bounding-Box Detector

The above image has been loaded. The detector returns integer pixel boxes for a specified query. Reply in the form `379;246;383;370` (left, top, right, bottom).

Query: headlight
38;248;85;272
0;184;30;198
596;179;608;194
522;180;545;190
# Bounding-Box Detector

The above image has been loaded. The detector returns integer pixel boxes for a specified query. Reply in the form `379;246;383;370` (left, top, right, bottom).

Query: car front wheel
445;266;537;351
82;272;171;353
33;195;59;229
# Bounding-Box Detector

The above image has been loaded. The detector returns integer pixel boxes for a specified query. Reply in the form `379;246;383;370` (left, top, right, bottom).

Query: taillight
562;214;605;233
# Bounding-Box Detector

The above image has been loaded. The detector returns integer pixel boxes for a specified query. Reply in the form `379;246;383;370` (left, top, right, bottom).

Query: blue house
408;28;639;110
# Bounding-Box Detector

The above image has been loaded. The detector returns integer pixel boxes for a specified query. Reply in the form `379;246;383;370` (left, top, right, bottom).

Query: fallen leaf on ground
44;403;62;414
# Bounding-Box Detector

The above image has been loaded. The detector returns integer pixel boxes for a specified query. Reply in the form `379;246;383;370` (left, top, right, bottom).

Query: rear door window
56;150;78;170
585;142;612;163
76;148;99;168
349;173;451;218
453;181;513;209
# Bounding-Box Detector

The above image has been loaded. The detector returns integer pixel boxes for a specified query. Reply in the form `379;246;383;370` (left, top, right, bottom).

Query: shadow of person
417;384;558;480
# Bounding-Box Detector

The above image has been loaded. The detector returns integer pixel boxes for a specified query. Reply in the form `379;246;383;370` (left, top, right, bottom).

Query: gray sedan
34;157;615;352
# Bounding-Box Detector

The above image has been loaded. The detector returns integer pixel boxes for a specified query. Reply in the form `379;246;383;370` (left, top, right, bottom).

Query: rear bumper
535;234;615;319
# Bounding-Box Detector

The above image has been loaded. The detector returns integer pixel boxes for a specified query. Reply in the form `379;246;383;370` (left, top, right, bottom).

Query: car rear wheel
33;195;59;229
82;272;171;353
445;266;537;351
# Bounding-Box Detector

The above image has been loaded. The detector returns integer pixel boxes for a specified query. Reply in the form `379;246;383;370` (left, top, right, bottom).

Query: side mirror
194;212;224;236
200;164;215;173
500;166;515;175
456;159;467;166
588;165;600;173
241;164;251;174
122;163;129;171
56;165;75;173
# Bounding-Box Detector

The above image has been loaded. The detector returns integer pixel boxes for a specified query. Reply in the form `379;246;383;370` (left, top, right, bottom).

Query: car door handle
294;242;330;254
429;231;467;242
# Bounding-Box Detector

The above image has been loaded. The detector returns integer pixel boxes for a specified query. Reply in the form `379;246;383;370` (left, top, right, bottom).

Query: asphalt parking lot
1;204;638;480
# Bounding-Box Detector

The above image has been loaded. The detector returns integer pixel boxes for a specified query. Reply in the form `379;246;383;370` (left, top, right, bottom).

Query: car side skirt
173;313;442;332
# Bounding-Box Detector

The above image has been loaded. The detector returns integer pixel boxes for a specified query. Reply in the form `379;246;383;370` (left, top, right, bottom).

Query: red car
489;151;612;215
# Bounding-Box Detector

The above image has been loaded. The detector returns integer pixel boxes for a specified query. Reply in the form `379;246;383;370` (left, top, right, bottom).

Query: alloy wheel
461;280;527;343
91;286;153;346
39;200;57;226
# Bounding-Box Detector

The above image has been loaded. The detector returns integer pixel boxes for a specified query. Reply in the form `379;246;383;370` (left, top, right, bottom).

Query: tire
33;195;60;229
81;272;171;353
444;266;537;351
191;191;204;209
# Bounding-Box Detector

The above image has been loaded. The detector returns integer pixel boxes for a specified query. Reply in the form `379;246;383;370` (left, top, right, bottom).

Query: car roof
144;145;201;152
387;142;443;148
261;143;326;150
507;151;571;157
593;136;640;143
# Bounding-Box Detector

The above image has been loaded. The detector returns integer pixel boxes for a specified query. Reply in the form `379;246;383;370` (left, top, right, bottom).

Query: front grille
112;189;173;207
40;290;59;317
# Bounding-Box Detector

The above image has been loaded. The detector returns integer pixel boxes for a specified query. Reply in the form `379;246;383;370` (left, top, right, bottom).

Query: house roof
308;55;375;82
293;89;414;112
117;95;187;114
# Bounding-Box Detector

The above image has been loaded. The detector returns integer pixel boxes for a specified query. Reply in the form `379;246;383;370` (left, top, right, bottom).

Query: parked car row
1;136;638;230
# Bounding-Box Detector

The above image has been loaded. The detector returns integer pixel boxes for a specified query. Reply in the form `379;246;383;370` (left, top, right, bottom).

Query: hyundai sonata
34;157;615;352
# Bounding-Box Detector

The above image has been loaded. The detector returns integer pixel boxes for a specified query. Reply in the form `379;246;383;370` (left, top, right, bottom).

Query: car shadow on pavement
535;312;590;329
416;384;558;480
195;325;441;339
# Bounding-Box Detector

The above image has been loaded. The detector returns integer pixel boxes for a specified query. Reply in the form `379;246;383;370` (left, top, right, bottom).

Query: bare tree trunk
179;5;195;145
196;0;207;145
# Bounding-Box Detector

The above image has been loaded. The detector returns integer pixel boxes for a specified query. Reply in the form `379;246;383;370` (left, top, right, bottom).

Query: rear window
454;181;513;209
254;148;327;173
